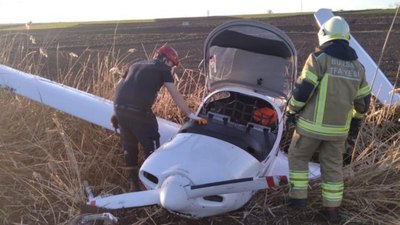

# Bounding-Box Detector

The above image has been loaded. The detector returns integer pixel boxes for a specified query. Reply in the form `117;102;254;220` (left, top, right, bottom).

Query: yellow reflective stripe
292;184;308;189
322;182;344;201
316;75;328;125
322;193;343;201
300;70;319;85
346;109;353;127
289;171;309;189
289;171;308;178
327;33;350;41
297;74;350;136
352;109;365;119
290;97;306;108
356;85;371;98
322;182;344;190
297;118;349;135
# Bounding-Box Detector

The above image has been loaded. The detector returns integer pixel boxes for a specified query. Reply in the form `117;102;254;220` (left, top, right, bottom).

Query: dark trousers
115;109;160;167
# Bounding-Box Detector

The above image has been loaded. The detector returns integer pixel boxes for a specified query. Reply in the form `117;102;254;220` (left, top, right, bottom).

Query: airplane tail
314;9;400;105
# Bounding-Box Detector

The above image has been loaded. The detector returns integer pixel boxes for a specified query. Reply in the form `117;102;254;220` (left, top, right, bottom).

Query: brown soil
2;10;399;84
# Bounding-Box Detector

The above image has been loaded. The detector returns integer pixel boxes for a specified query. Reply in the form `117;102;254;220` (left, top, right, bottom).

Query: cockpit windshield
204;20;297;99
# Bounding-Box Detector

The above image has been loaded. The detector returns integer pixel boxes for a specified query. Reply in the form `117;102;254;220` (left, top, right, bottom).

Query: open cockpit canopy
204;20;297;99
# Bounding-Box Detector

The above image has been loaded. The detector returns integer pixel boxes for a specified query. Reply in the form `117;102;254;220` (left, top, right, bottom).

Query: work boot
320;207;341;223
287;198;307;209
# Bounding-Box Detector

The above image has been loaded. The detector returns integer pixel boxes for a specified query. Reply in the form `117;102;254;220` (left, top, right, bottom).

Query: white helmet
318;16;350;46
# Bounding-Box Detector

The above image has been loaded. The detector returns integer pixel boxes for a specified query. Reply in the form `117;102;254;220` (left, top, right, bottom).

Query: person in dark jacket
112;45;207;191
285;16;371;223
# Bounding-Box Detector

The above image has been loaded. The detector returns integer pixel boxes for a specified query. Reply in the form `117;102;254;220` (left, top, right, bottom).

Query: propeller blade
87;190;160;209
186;175;287;198
314;9;400;105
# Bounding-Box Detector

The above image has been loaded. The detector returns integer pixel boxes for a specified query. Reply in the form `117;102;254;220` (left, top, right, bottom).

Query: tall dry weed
0;25;399;225
0;31;205;224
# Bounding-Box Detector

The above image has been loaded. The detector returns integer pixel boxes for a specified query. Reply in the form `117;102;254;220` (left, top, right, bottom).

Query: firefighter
285;16;371;223
112;45;207;191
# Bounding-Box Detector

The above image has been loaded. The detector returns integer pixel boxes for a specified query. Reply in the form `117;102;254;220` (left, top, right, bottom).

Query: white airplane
0;9;398;224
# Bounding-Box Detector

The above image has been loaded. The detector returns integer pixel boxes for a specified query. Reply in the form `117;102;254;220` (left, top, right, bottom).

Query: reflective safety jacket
288;40;371;141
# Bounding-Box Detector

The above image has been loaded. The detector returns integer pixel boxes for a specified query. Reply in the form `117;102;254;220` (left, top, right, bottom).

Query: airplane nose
159;175;191;211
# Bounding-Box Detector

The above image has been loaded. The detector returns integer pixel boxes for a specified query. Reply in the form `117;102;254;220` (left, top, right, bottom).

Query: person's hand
349;118;362;137
284;111;297;132
188;113;208;125
110;114;119;129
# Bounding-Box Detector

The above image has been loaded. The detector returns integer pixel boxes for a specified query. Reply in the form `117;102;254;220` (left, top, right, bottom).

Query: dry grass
0;28;399;225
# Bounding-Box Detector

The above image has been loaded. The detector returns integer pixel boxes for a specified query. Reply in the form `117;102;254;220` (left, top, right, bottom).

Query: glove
188;113;208;125
110;114;119;130
349;118;362;138
284;111;297;132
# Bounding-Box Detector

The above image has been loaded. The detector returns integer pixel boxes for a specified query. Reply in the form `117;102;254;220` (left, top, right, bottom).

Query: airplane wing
266;150;321;179
185;175;288;198
314;8;400;105
0;65;180;144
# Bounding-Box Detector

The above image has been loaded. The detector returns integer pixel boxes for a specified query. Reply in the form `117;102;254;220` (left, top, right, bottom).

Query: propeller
87;190;160;209
86;174;287;210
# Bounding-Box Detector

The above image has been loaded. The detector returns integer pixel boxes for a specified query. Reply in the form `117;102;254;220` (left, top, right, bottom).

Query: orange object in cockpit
253;107;277;126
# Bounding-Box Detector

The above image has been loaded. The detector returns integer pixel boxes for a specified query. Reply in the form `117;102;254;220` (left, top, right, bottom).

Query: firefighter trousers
288;130;345;207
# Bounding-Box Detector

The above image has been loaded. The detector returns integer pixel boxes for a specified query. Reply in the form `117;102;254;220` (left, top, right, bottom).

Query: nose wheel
69;213;118;225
